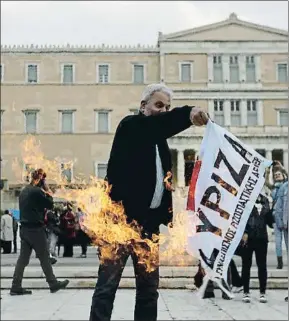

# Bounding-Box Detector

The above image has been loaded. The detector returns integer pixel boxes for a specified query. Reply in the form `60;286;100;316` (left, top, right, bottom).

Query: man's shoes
10;288;32;296
222;292;232;300
50;280;69;293
50;257;57;265
259;294;267;303
78;254;87;258
242;293;251;303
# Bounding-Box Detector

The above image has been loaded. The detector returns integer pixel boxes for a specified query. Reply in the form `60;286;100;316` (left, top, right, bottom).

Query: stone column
207;55;214;82
160;53;165;83
255;55;261;83
240;99;247;126
224;100;231;126
239;55;246;82
177;149;185;188
257;100;264;126
265;149;272;161
283;149;288;172
208;100;214;121
222;55;230;83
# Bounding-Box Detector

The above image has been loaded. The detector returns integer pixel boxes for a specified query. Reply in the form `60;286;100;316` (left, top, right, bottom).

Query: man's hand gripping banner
186;120;272;298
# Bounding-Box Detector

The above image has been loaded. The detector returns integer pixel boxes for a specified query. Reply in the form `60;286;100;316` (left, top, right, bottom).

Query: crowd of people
45;204;92;262
195;160;288;304
1;84;287;320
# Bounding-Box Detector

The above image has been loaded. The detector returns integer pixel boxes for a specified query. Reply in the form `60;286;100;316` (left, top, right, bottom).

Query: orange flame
12;136;197;272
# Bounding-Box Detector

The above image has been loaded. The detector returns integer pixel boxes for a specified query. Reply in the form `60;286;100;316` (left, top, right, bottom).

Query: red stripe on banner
187;160;202;211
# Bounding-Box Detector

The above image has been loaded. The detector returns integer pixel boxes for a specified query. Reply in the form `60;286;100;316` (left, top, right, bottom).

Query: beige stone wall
164;54;207;84
261;54;288;86
1;85;146;134
263;100;288;125
1;134;113;184
173;100;208;111
1;53;159;84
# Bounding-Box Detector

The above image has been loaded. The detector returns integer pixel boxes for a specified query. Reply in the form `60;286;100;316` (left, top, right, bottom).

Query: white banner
186;120;272;296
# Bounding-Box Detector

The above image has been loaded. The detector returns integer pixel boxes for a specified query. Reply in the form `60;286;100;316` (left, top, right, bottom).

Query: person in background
46;208;61;264
37;168;53;195
273;180;288;302
241;193;273;304
1;210;13;254
271;170;287;269
10;169;69;296
12;214;19;254
76;207;90;258
60;202;76;257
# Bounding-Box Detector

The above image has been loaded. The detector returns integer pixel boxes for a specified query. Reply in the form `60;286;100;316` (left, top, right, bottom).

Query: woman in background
241;193;273;304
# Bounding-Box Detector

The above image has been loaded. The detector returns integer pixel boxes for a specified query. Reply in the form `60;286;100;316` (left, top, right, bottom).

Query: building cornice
0;44;159;54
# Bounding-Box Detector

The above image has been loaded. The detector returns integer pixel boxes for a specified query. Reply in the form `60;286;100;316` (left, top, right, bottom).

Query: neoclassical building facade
1;13;288;208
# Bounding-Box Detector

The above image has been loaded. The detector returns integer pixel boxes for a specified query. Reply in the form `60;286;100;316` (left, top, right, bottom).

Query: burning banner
186;120;272;297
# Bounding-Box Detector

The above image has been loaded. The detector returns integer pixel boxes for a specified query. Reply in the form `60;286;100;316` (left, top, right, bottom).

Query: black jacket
106;106;193;231
245;194;274;242
19;184;53;227
46;210;61;235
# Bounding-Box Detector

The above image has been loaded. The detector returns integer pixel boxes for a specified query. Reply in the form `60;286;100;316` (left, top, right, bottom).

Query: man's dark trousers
89;242;159;321
12;225;57;289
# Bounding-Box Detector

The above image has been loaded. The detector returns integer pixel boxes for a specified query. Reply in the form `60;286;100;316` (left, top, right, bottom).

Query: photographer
10;169;69;296
266;161;287;269
241;193;274;304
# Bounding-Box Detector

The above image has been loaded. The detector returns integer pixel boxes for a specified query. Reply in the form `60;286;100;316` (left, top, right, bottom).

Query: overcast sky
1;1;288;46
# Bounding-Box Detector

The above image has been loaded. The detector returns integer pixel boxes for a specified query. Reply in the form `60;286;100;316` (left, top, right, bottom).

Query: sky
1;1;288;46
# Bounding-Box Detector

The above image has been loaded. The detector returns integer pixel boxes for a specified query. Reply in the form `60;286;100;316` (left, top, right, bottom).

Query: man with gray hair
89;83;209;321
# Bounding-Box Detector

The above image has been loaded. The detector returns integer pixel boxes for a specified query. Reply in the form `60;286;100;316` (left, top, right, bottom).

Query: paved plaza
1;289;288;320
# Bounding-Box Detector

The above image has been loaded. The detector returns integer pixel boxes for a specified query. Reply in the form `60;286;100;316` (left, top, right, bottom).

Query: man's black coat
106;106;193;232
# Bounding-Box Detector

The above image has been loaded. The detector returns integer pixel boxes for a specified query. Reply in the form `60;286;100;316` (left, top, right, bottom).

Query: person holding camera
241;193;274;304
10;169;69;296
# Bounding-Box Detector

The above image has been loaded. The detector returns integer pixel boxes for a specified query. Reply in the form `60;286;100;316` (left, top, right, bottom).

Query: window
230;100;241;126
247;100;257;126
213;100;224;126
60;162;73;183
62;64;74;84
96;111;109;133
133;64;144;84
255;149;266;158
0;64;3;82
96;163;107;179
60;111;74;133
26;64;38;83
277;64;288;83
24;110;37;133
180;63;192;82
213;55;223;83
279;110;288;126
23;164;35;183
246;56;256;83
229;56;239;83
98;64;109;83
